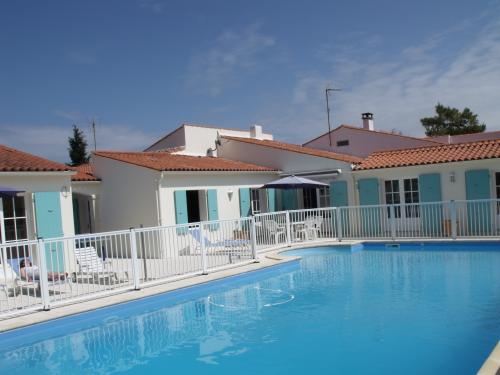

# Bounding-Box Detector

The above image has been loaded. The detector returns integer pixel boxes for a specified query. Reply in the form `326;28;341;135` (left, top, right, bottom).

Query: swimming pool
1;241;499;374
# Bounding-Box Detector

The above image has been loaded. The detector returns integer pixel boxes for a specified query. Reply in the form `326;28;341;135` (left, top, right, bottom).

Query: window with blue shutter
239;188;251;217
419;173;442;235
357;178;380;235
465;169;491;235
206;189;219;231
267;189;276;212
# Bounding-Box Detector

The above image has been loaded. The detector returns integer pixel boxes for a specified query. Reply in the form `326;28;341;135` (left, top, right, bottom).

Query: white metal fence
1;199;499;319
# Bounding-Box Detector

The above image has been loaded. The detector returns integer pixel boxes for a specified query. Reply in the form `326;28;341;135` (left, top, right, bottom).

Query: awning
260;175;328;190
0;186;25;198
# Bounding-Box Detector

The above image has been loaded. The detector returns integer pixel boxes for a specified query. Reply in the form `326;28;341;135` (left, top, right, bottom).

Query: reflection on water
1;248;500;374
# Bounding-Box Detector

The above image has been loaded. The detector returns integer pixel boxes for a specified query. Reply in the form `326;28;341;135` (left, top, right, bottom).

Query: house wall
146;125;273;156
159;172;278;225
92;156;161;231
352;159;500;204
218;138;353;175
0;173;75;239
145;126;186;152
304;127;437;158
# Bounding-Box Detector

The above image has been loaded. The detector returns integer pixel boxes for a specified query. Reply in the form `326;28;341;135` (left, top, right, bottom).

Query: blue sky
1;0;499;162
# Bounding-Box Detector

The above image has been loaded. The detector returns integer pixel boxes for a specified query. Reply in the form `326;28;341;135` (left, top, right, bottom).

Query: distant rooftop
356;139;500;170
222;136;364;164
94;151;278;172
0;144;73;173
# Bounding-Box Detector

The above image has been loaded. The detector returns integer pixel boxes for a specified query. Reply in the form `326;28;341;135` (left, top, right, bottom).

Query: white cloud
67;51;97;65
138;0;164;14
186;24;276;96
269;11;500;143
0;123;159;163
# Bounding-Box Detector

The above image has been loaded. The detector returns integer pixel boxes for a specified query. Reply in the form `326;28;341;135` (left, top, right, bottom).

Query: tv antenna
90;118;97;151
325;87;342;146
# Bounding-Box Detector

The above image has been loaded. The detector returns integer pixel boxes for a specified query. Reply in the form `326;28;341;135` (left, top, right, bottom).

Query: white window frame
0;196;29;244
318;186;330;208
384;177;420;220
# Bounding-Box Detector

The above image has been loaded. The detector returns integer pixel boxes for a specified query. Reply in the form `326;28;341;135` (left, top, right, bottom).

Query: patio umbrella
0;186;25;198
260;175;328;190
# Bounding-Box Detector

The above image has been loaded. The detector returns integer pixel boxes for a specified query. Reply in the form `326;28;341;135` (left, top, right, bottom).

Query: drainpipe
155;172;164;226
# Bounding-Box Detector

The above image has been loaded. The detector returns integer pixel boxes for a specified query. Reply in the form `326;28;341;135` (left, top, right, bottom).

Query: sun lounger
0;261;19;298
188;227;251;261
74;245;128;283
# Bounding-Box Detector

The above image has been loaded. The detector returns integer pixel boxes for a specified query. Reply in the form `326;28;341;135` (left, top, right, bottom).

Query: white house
303;113;440;158
0;144;77;271
90;151;279;231
217;135;363;209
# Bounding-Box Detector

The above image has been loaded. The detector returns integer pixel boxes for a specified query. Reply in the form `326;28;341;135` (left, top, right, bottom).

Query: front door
34;192;65;271
384;178;420;235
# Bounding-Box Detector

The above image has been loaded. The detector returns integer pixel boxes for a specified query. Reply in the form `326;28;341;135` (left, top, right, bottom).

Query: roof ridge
222;136;363;163
368;138;500;156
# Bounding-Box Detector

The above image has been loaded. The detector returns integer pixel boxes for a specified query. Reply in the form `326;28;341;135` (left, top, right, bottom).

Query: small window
250;188;261;215
336;140;349;147
384;179;401;218
319;187;330;208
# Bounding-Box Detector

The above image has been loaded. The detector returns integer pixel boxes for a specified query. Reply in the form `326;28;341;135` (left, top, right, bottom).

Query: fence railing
1;199;499;319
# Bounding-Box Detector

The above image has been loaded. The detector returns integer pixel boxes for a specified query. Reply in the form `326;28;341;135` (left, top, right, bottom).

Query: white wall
218;138;353;175
352;159;500;204
146;125;273;156
92;156;161;231
160;172;278;225
146;126;186;152
0;173;75;239
304;127;437;158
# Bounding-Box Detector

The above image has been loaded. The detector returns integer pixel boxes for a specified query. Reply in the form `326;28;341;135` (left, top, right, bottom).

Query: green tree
68;125;90;166
420;103;486;136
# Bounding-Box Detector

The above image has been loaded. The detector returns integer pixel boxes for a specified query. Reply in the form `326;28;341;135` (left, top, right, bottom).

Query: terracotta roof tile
356;139;500;170
222;136;363;164
71;164;100;182
0;144;72;172
94;151;278;172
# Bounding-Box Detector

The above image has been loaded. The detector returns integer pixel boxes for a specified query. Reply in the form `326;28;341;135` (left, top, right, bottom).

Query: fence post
37;238;51;311
334;208;343;242
250;217;259;262
285;211;292;246
129;228;141;290
450;200;457;240
390;205;396;240
200;223;208;274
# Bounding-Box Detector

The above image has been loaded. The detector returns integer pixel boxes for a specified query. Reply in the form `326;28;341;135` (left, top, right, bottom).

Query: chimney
362;113;374;131
250;124;263;139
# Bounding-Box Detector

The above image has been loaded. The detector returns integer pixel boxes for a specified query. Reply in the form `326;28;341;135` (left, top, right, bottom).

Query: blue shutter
357;178;380;235
330;181;348;207
207;189;219;231
465;170;491;235
34;192;64;271
174;190;188;234
419;173;443;236
283;190;297;210
330;181;349;237
239;188;251;217
267;189;276;212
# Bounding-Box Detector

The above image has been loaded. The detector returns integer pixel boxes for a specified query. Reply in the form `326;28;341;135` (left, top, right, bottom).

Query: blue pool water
1;242;500;374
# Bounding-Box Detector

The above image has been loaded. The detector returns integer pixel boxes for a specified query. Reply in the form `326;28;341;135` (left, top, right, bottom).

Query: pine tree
68;125;90;166
420;103;486;136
